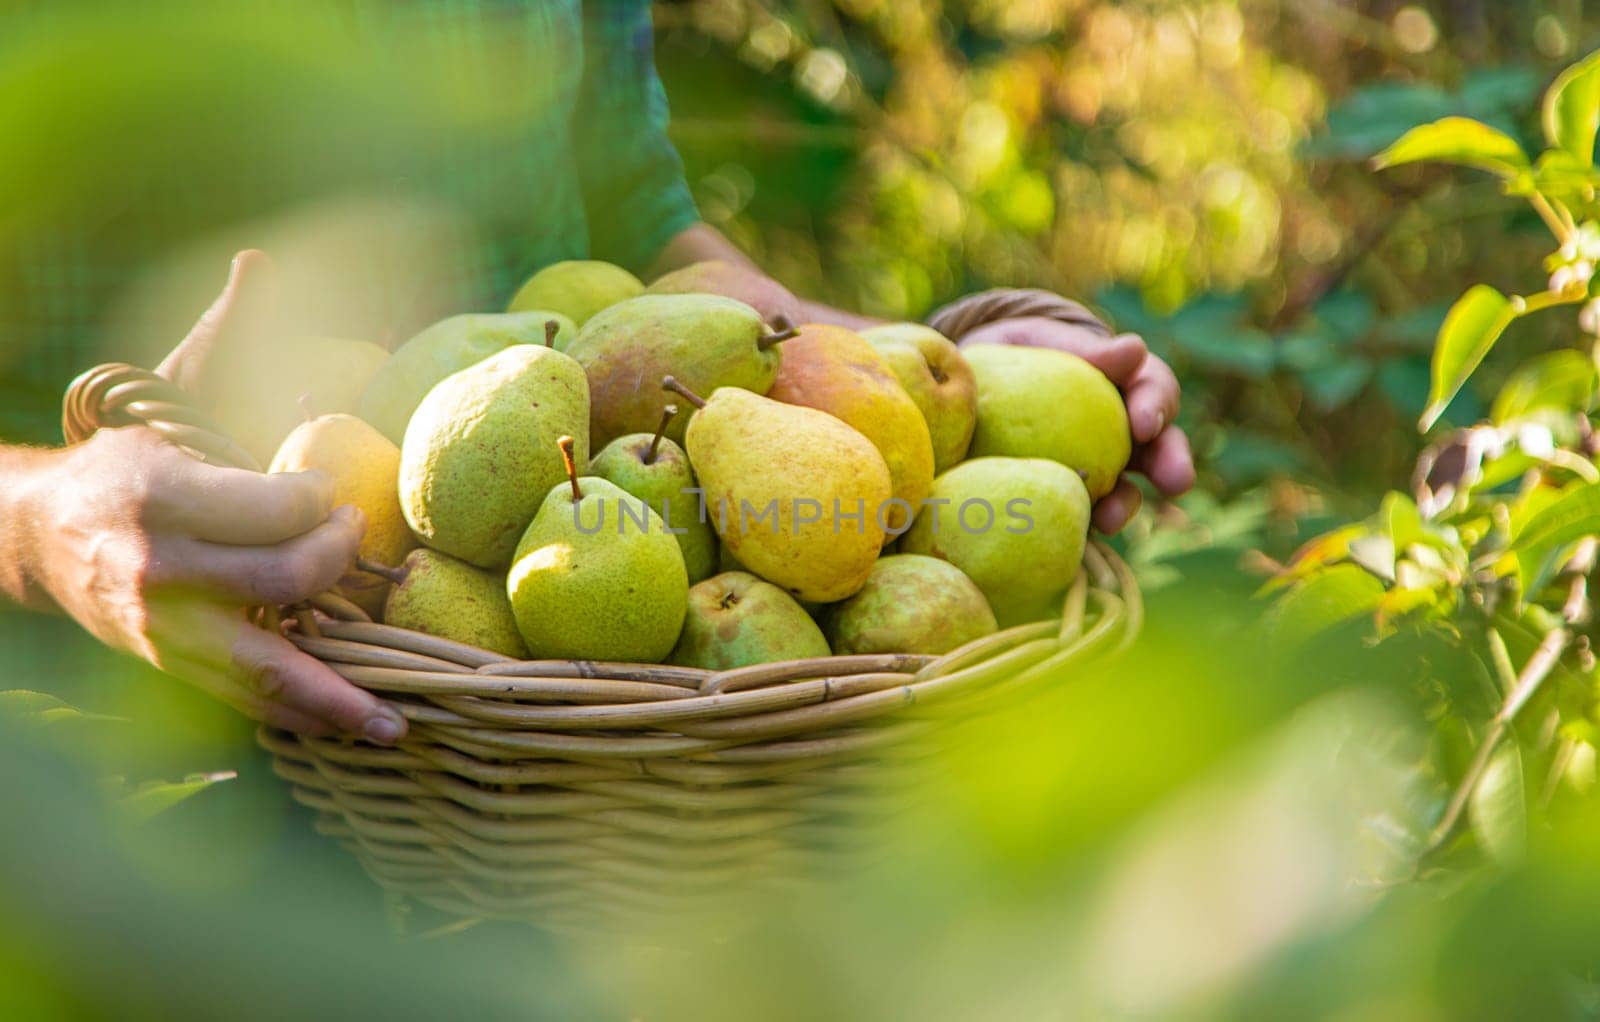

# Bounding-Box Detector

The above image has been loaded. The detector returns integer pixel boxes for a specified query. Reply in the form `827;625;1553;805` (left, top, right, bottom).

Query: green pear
399;345;589;568
587;407;718;584
860;323;978;474
507;442;688;662
381;549;527;659
963;344;1131;500
900;456;1090;617
670;571;831;670
507;260;644;326
567;294;792;449
670;379;891;603
825;554;997;655
361;312;576;443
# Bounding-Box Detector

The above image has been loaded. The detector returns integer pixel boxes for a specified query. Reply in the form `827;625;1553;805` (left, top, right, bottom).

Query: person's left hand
959;316;1195;534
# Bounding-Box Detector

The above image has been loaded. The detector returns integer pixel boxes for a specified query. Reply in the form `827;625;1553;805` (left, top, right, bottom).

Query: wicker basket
62;287;1139;931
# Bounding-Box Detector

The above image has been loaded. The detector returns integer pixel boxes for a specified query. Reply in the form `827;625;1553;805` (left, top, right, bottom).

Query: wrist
0;445;67;611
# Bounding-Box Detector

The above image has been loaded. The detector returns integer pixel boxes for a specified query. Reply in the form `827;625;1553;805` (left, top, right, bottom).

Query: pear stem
757;315;799;351
297;393;316;424
543;320;559;347
558;435;583;501
357;556;407;585
646;404;677;465
661;376;706;409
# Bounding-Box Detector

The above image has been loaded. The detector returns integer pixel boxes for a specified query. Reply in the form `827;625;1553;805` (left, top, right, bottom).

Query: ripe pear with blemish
376;549;527;659
670;571;830;670
565;294;796;448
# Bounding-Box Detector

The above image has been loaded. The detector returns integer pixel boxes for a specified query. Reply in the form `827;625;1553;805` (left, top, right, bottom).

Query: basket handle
62;362;260;471
925;288;1112;342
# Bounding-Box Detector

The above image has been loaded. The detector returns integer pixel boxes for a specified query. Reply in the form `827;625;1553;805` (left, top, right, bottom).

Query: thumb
156;249;279;396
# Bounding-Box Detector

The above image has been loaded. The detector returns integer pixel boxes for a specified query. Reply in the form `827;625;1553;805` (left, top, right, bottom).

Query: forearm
0;445;59;612
651;223;881;329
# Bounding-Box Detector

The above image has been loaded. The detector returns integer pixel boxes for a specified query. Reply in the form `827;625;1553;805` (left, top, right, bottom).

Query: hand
20;426;406;742
959;317;1195;533
661;260;804;327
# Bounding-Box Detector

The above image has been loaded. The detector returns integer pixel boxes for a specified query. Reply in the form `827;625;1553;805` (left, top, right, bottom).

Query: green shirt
0;1;699;443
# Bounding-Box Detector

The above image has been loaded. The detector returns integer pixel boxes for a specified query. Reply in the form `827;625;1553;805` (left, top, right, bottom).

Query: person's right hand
20;425;407;742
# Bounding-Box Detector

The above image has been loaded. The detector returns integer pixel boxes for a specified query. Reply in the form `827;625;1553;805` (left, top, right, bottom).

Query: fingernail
363;706;406;745
335;504;366;528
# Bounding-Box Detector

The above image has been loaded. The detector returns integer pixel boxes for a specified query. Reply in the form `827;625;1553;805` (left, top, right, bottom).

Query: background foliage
8;1;1600;1018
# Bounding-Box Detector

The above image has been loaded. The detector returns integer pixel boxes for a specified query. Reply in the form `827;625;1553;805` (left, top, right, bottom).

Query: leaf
1383;492;1425;551
0;689;124;728
118;772;236;822
1267;564;1385;651
1543;49;1600;166
1510;481;1600;552
1492;350;1598;423
1258;523;1371;595
1470;744;1526;863
1373;116;1530;177
1310;81;1457;160
1421;285;1518;431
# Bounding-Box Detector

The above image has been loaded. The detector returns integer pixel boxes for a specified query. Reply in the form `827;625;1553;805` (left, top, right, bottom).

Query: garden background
3;2;1597;1018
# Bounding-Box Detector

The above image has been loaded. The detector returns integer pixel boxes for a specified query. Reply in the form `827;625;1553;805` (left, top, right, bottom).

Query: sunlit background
4;1;1600;1018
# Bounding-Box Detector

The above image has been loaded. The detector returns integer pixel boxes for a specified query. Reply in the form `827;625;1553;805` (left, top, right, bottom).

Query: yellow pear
766;324;934;537
860;322;978;473
269;413;415;617
669;379;891;603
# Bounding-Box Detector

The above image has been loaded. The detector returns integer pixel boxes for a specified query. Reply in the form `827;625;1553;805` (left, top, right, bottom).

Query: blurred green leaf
1470;743;1527;863
1510;481;1600;552
115;772;236;822
1542;48;1600;166
0;690;123;729
1269;564;1386;649
1421;285;1517;431
1491;349;1598;423
1302;359;1372;410
1314;290;1377;342
1210;431;1309;488
1374;116;1529;177
1459;66;1543;118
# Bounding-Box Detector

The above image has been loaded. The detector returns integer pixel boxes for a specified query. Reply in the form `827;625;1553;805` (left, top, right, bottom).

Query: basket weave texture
62;287;1140;928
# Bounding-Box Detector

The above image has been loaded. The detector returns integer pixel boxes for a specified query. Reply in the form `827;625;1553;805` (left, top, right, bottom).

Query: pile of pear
263;259;1131;670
